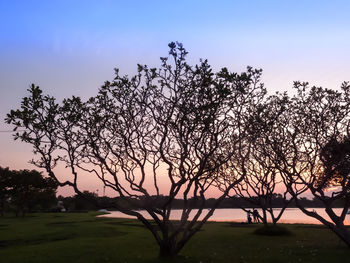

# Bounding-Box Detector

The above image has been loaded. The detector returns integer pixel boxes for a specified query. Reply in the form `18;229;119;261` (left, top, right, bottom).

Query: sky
1;0;350;196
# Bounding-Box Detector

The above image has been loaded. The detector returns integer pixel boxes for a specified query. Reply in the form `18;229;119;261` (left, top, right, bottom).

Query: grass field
0;212;349;262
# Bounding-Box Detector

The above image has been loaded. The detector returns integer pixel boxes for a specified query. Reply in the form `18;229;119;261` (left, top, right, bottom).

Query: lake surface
99;208;350;225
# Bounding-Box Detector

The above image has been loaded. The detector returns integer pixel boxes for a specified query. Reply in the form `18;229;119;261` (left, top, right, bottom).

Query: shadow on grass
294;224;328;229
253;225;292;236
0;234;74;248
226;222;256;228
105;220;147;228
143;255;199;263
46;219;95;226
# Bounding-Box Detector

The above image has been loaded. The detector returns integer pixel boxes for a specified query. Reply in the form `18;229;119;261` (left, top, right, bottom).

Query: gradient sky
1;0;350;196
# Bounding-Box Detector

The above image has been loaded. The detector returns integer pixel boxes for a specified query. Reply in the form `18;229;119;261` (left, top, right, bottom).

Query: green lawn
0;212;349;262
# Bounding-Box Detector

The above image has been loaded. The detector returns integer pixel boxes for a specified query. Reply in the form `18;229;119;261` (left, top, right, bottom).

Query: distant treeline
0;166;343;215
57;192;345;212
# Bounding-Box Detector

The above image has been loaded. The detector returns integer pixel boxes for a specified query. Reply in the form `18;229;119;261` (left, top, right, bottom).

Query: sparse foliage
264;82;350;246
222;93;292;225
6;42;265;257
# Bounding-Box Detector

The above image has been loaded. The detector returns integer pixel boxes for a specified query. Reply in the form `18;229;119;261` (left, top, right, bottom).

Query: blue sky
2;0;350;100
1;0;350;193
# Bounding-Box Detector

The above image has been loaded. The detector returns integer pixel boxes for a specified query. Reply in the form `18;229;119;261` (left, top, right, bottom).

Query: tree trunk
331;224;350;248
158;241;178;258
262;209;268;226
0;200;4;216
296;201;350;248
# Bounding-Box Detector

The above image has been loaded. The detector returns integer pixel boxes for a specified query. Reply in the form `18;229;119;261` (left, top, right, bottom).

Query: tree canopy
260;82;350;246
6;42;350;251
6;42;266;257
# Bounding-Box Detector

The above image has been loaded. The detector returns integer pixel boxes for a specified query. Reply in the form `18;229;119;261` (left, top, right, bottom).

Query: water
99;208;350;225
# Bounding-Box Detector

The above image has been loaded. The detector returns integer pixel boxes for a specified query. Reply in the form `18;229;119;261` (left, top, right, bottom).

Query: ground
0;212;349;262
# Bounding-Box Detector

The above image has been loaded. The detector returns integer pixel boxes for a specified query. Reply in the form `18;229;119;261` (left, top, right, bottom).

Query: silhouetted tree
232;159;292;225
6;42;265;257
265;82;350;247
8;169;57;216
224;94;292;225
0;167;58;216
0;166;11;216
7;43;265;257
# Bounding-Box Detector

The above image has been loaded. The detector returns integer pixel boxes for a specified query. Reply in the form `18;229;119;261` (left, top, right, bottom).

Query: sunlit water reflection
99;208;350;225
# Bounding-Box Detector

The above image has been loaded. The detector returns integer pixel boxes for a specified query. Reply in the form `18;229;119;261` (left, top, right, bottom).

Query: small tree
232;157;292;225
228;94;293;225
8;169;57;216
266;82;350;247
6;43;265;257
